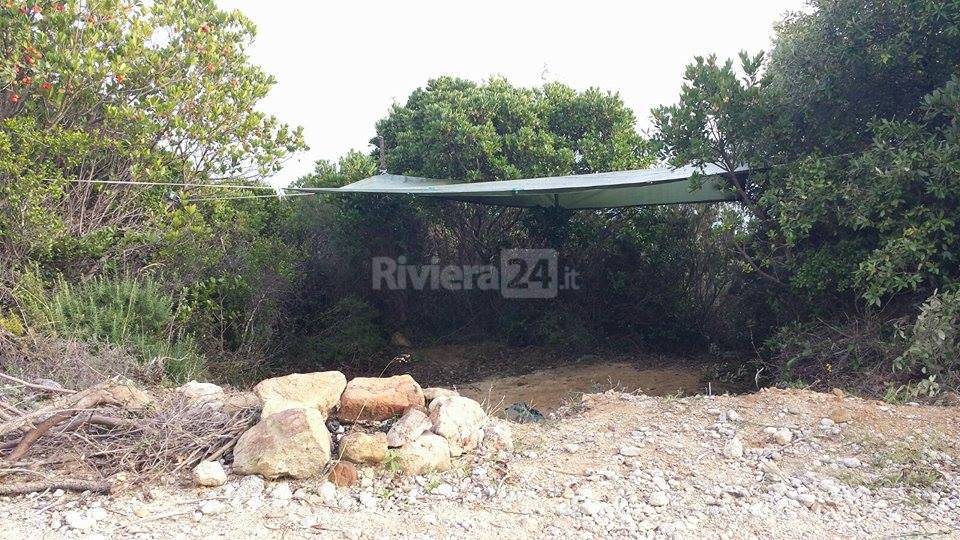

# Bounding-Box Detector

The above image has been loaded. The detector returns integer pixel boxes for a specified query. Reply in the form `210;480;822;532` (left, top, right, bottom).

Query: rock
797;493;817;508
819;418;835;428
648;492;669;507
580;500;604;515
432;483;455;497
319;481;338;503
564;443;580;453
338;375;425;422
423;387;459;402
386;408;433;447
177;381;225;404
504;402;544;423
338;431;388;464
200;500;226;515
328;461;358;487
773;429;793;445
192;460;227;487
223;392;261;414
726;410;741;422
830;407;854;424
840;457;862;468
393;433;452;475
481;420;513;452
724;437;744;458
619;446;643;457
254;371;347;419
429;395;487;454
64;511;95;530
271;483;293;500
831;388;845;399
233;408;331;479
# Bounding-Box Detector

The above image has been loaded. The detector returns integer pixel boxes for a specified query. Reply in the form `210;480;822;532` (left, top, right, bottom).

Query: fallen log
0;479;111;496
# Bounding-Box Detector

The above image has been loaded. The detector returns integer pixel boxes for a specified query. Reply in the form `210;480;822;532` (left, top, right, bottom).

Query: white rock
319;481;338;504
433;483;455;498
386;408;433;448
200;500;226;515
726;410;741;422
581;500;604;516
64;511;95;531
177;381;225;403
429;396;488;454
619;446;643;457
840;457;862;468
648;492;669;507
564;443;581;453
271;483;293;500
773;429;793;444
724;438;744;458
393;433;452;475
192;460;227;487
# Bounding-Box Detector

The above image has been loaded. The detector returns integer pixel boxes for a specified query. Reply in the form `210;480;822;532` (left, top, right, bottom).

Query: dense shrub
14;272;204;383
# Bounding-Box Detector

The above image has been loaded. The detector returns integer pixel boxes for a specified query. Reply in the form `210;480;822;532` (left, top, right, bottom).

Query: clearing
1;385;957;539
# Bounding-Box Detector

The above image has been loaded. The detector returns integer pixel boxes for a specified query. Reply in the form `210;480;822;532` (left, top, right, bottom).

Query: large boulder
338;431;388;464
429;396;488;454
233;408;331;479
254;371;347;419
393;433;452;475
386;408;432;448
338;375;425;422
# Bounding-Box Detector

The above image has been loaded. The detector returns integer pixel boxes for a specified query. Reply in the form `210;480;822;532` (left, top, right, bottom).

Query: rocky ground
1;387;958;539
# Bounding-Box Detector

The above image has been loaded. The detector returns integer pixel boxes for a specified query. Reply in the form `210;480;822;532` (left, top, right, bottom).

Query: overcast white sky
217;1;807;186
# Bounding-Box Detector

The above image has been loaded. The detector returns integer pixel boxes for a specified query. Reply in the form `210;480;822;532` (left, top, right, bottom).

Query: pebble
64;511;95;531
648;492;669;507
724;438;744;458
773;429;793;444
271;483;293;500
840;457;863;468
619;446;643;457
726;410;741;422
200;500;226;515
433;483;455;498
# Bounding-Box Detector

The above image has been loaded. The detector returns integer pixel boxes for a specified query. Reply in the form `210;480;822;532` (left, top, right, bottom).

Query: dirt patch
458;361;708;413
377;341;717;390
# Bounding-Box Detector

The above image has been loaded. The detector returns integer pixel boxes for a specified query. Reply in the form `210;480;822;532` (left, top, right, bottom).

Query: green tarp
294;164;746;209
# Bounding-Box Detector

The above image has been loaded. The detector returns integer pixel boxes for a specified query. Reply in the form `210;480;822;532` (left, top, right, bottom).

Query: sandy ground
1;387;958;539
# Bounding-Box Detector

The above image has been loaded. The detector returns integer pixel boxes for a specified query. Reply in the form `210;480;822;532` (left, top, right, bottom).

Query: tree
0;0;305;274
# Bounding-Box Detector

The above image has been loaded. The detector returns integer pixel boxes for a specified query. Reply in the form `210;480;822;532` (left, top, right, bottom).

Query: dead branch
0;372;76;394
0;479;111;496
0;382;123;439
5;410;74;462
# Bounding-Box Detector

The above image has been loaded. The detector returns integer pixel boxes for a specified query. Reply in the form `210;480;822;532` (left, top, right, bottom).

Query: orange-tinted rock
338;375;425;422
328;461;358;487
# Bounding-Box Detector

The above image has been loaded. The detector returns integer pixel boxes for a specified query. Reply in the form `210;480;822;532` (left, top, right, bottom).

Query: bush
895;289;960;391
764;317;902;389
14;271;204;383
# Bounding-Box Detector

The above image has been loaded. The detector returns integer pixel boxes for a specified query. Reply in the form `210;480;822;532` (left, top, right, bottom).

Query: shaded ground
2;388;957;539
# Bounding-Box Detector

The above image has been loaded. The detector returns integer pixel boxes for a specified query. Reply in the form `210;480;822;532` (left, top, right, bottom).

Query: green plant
15;271;204;383
894;289;960;390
